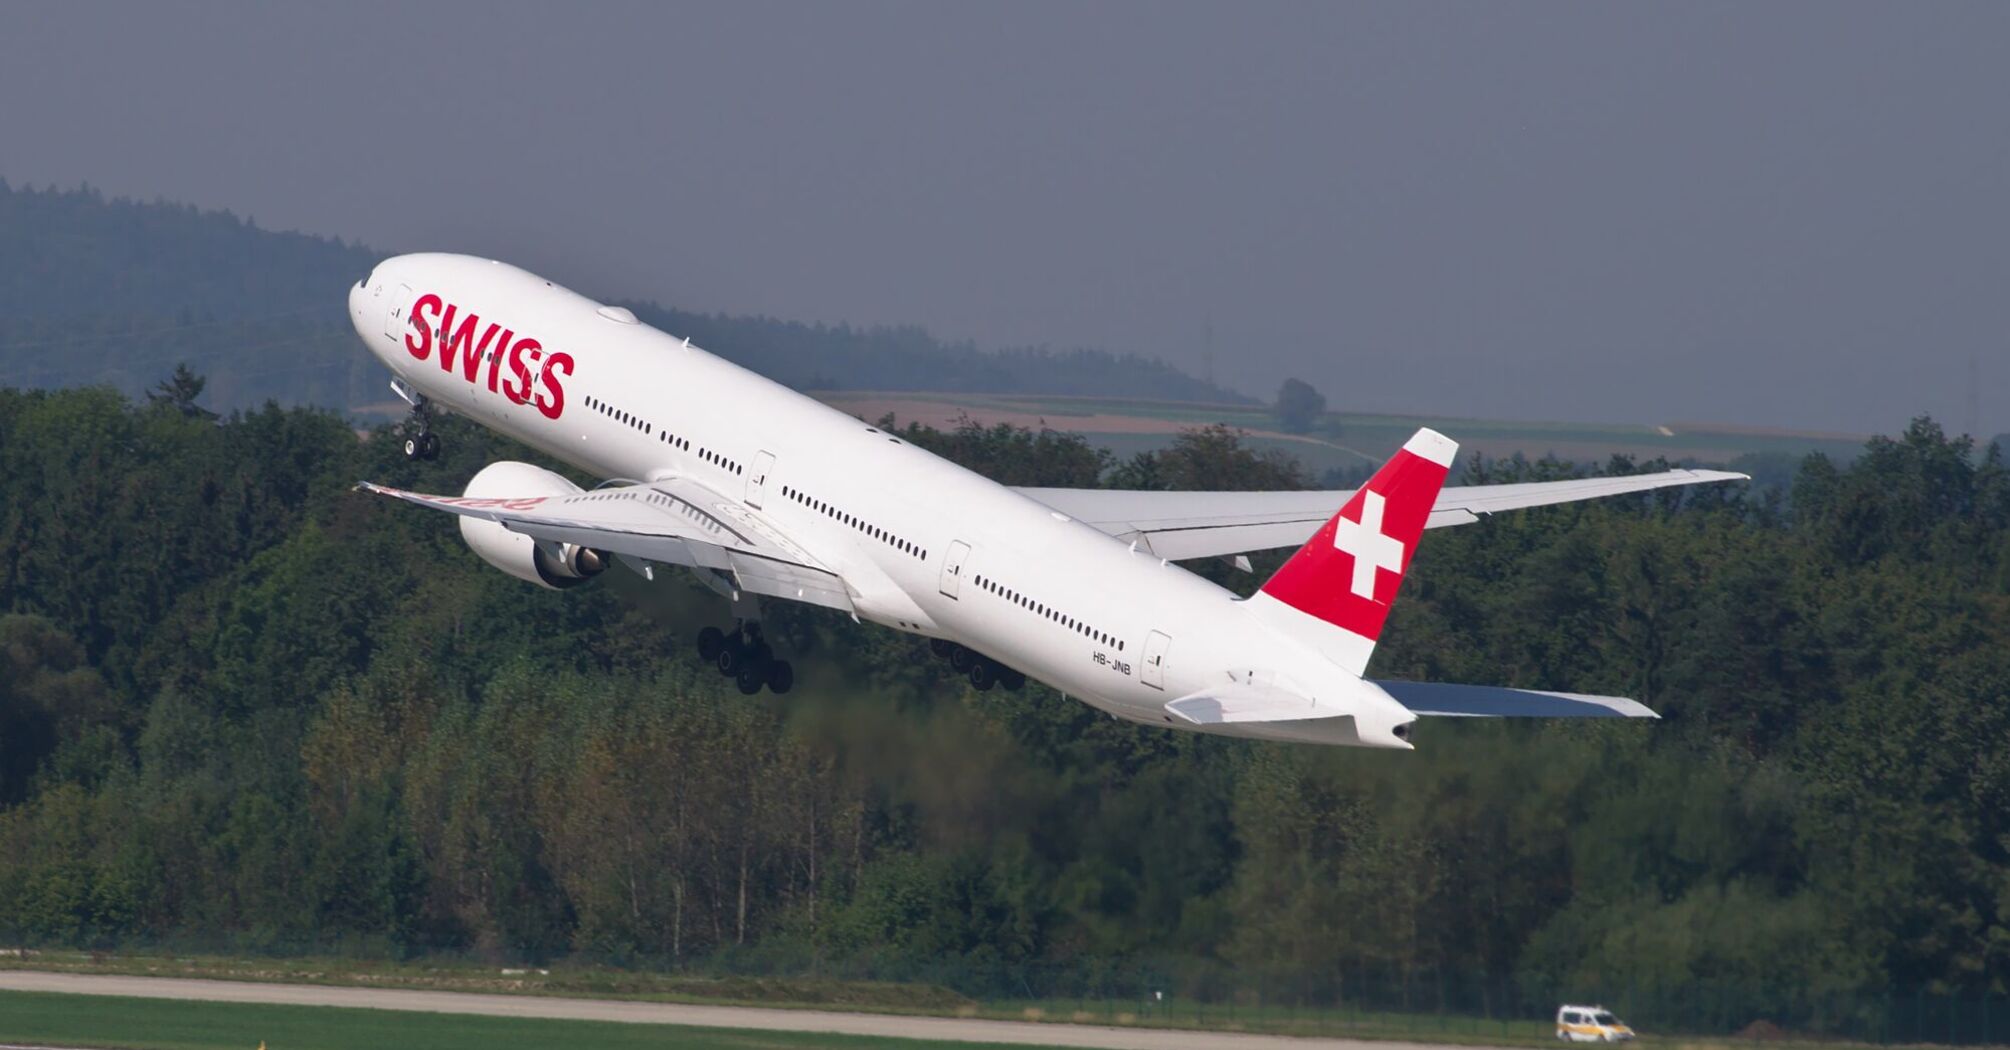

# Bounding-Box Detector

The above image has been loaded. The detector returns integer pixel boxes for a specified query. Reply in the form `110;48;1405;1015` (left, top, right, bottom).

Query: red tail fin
1259;428;1456;646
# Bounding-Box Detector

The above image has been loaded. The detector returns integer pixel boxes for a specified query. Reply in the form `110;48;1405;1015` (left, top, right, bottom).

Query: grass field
0;951;974;1012
818;391;1870;473
0;957;1944;1050
0;990;1050;1050
0;952;1573;1045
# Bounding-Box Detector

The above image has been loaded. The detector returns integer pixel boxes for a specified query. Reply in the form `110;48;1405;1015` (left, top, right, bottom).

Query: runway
0;970;1498;1050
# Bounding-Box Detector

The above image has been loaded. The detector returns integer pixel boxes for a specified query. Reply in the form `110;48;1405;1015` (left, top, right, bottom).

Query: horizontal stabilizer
1165;676;1324;725
1374;680;1658;719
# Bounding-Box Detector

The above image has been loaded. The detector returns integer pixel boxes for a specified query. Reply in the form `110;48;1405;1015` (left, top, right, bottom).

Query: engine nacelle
459;461;608;590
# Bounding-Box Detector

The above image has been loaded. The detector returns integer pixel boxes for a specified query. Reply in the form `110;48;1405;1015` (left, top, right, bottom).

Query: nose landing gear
697;623;794;695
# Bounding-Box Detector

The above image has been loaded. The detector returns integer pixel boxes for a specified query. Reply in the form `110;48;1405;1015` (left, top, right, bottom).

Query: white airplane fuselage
349;253;1416;747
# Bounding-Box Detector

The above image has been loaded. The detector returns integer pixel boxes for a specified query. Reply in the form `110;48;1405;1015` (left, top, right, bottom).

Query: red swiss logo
403;292;574;420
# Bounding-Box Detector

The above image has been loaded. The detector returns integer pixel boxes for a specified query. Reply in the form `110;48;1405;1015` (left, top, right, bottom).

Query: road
0;969;1498;1050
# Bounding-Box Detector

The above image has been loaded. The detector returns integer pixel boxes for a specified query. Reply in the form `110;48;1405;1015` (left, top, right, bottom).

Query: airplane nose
349;263;394;357
348;278;372;341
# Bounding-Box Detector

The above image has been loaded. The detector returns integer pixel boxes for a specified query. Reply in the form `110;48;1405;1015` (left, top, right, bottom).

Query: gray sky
5;2;2007;433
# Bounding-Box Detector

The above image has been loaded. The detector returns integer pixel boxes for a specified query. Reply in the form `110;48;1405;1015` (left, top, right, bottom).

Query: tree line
0;379;2007;1020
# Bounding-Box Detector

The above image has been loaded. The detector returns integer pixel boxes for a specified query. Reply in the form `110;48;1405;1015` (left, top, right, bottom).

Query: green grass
0;951;974;1012
0;989;1050;1050
0;976;1925;1050
914;994;1565;1045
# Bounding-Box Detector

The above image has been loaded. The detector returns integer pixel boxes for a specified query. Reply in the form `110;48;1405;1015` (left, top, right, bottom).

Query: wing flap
1374;679;1658;719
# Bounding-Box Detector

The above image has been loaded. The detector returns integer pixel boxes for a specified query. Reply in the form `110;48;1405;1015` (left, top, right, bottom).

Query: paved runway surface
0;970;1494;1050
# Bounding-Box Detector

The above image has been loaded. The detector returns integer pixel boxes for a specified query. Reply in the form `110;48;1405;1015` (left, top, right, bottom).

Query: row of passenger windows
582;394;741;475
782;485;927;561
585;394;654;437
974;573;1124;650
700;447;744;476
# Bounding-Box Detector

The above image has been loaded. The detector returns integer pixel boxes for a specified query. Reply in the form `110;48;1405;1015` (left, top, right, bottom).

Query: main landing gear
401;396;441;461
929;639;1026;693
697;623;794;696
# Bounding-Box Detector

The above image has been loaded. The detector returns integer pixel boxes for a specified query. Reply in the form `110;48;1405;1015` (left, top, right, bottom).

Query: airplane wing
1015;468;1747;561
355;477;855;613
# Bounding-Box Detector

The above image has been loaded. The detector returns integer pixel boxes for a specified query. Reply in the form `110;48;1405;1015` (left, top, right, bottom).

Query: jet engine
458;461;608;589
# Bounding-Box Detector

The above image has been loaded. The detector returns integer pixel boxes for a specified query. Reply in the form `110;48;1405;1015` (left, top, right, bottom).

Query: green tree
1274;377;1327;434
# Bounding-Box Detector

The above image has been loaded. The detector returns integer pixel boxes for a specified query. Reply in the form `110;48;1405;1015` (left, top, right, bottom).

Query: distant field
818;391;1869;472
0;989;1048;1050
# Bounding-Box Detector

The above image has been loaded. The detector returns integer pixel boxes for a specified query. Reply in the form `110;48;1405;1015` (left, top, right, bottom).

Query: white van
1556;1004;1635;1041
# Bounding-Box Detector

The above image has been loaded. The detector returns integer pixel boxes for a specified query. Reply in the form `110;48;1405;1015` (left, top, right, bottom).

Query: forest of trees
1;377;2007;1031
0;182;1249;412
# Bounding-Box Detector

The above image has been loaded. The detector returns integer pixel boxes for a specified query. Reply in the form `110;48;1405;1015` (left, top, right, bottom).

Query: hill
0;180;1250;413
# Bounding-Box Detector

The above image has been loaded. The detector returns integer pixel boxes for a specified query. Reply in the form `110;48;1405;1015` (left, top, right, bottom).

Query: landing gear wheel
766;660;794;695
969;661;997;692
735;665;764;695
401;394;439;461
929;638;954;658
998;668;1026;691
948;647;974;674
716;645;743;676
696;626;726;663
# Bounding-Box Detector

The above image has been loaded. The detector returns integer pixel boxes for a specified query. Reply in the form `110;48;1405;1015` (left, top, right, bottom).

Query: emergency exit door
1140;630;1172;690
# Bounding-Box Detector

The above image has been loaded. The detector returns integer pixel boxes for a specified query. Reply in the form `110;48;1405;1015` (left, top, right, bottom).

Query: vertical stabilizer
1245;428;1456;675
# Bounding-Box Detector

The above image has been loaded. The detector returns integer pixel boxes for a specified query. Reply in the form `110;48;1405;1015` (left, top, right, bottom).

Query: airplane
348;254;1745;749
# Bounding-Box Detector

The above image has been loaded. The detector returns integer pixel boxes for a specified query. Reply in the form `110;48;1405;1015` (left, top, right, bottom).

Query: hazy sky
4;2;2006;433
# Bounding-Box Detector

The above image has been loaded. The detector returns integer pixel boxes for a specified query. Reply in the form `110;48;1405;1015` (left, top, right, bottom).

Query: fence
695;955;2007;1045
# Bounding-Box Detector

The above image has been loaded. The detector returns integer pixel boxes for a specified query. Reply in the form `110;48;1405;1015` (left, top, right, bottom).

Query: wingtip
1679;469;1751;483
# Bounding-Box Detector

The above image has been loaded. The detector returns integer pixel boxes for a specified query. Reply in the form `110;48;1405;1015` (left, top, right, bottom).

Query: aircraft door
745;451;776;508
938;540;971;598
382;283;411;342
1140;630;1172;690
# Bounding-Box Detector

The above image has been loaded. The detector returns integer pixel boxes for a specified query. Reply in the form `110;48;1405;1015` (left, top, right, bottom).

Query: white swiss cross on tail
1333;489;1406;600
1259;428;1458;652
